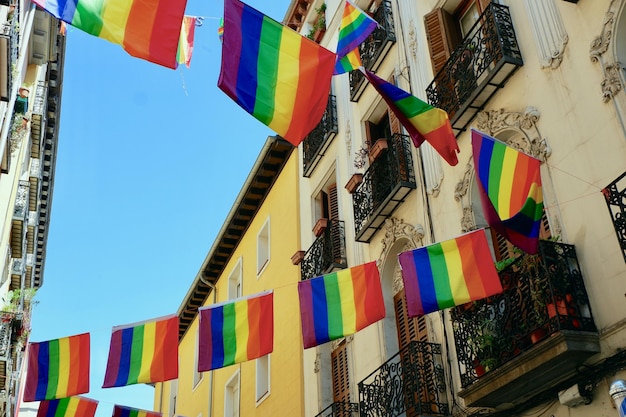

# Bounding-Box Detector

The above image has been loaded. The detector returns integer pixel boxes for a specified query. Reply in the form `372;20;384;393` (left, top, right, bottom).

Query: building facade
0;1;64;416
285;0;626;416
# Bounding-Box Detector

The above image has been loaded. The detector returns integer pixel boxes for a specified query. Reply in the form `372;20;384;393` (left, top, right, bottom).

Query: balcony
425;3;523;134
31;81;48;158
352;134;416;243
303;95;338;177
358;341;449;417
451;240;599;408
300;219;347;281
10;181;30;259
0;16;18;102
349;0;396;102
314;402;359;417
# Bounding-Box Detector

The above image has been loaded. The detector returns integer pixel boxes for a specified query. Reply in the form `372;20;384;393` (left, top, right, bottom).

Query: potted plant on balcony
368;138;388;163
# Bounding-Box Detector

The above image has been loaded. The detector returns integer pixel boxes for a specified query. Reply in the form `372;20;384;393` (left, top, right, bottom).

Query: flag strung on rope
112;405;162;417
103;314;178;388
198;291;274;371
298;262;385;349
24;333;90;402
334;48;362;74
361;68;460;166
333;1;377;74
177;16;197;68
218;0;336;146
471;129;544;254
37;396;99;417
398;229;502;317
32;0;187;69
217;17;224;43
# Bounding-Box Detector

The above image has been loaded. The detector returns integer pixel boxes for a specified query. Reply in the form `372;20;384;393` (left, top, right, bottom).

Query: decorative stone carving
524;0;568;69
454;162;473;202
590;11;615;63
330;336;353;351
601;62;625;102
379;218;425;258
455;160;478;233
408;25;418;59
314;353;321;373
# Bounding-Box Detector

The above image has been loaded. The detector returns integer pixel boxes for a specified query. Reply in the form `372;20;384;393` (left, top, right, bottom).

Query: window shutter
424;8;462;75
331;340;350;403
364;120;377;148
394;289;428;348
328;184;339;220
479;0;492;13
388;77;402;134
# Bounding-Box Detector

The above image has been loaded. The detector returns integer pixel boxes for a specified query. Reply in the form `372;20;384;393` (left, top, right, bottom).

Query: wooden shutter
394;289;428;348
424;8;462;75
328;184;339;220
331;340;350;403
479;0;492;13
328;184;343;264
388;77;402;134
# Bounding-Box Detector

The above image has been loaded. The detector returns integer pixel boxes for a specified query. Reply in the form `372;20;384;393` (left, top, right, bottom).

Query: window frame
257;217;270;276
255;354;271;405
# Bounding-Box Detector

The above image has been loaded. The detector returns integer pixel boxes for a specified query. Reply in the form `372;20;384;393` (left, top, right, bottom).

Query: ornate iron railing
425;3;522;132
602;171;626;263
0;14;18;102
314;401;359;417
0;315;11;361
12;181;29;221
358;341;448;417
451;240;596;388
301;220;347;281
349;0;396;102
303;95;338;177
352;134;416;242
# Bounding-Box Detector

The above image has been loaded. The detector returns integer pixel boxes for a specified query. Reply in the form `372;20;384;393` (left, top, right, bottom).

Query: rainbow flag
112;405;161;417
102;314;178;388
298;262;385;349
218;18;224;43
24;333;90;402
398;229;503;317
37;396;98;417
177;16;197;68
334;48;362;74
335;1;377;62
32;0;187;68
218;0;336;146
361;69;460;166
198;291;273;371
471;129;544;254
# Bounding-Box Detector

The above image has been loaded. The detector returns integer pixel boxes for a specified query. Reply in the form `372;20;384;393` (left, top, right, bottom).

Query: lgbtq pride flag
37;396;99;417
336;1;378;58
398;229;502;317
102;315;178;388
335;48;362;74
218;0;336;146
298;262;385;349
112;405;162;417
471;129;544;254
361;69;460;166
24;333;90;402
32;0;187;68
177;16;197;68
198;291;274;371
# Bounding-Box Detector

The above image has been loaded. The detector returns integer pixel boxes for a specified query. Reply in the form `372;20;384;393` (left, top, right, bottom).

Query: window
331;340;350;404
225;371;240;417
169;379;178;417
256;354;270;403
193;329;203;387
228;258;243;300
257;218;270;274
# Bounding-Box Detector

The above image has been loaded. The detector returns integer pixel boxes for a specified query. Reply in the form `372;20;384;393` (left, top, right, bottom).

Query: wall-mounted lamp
609;380;626;417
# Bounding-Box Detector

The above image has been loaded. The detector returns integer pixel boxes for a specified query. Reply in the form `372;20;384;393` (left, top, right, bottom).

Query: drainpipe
199;276;216;417
610;380;626;417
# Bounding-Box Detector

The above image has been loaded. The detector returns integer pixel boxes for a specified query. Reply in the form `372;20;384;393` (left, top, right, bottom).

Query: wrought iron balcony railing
301;219;347;281
352;134;416;243
303;95;338;177
0;16;18;102
451;240;599;407
425;3;523;134
602;171;626;263
358;341;449;417
349;0;396;102
12;181;29;221
314;402;359;417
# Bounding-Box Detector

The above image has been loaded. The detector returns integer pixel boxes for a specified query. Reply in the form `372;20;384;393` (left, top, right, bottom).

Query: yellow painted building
153;137;304;417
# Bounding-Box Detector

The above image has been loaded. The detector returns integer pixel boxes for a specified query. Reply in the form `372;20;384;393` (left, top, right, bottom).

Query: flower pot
313;218;328;237
368;139;388;163
345;173;363;194
291;250;305;265
530;327;547;344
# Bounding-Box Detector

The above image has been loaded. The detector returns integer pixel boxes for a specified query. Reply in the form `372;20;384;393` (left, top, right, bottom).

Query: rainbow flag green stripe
37;397;99;417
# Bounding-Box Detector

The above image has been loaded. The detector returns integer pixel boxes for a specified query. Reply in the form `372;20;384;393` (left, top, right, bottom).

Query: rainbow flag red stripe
32;0;187;68
177;16;197;68
362;69;459;166
399;229;502;317
198;291;274;371
336;1;378;59
103;315;178;388
218;0;336;146
24;333;90;402
112;405;161;417
37;396;98;417
298;262;385;349
472;129;544;254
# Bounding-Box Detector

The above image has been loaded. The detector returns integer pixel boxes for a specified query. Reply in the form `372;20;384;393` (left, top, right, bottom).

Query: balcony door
331;339;351;412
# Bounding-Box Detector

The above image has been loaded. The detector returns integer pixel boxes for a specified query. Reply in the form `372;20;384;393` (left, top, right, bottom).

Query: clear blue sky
28;0;290;415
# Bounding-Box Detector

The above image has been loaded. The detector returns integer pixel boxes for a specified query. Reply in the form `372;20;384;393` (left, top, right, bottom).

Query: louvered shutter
479;0;492;13
424;8;462;75
394;289;428;347
331;340;350;404
388;77;402;134
328;184;343;265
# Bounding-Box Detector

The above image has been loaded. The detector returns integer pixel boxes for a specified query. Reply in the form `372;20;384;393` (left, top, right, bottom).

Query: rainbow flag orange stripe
177;16;197;68
218;0;336;146
198;291;274;371
334;48;362;74
32;0;187;68
37;396;98;417
24;333;90;401
103;315;178;388
472;129;544;254
399;229;502;317
112;405;161;417
298;262;385;349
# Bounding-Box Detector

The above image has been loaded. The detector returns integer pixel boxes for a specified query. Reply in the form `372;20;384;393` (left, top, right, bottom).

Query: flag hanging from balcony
471;129;544;254
112;405;162;417
398;229;502;317
335;48;362;74
333;1;378;74
361;68;460;166
102;314;178;388
37;396;99;417
298;262;385;348
32;0;187;69
177;16;197;68
218;0;336;146
198;291;274;371
24;333;90;402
